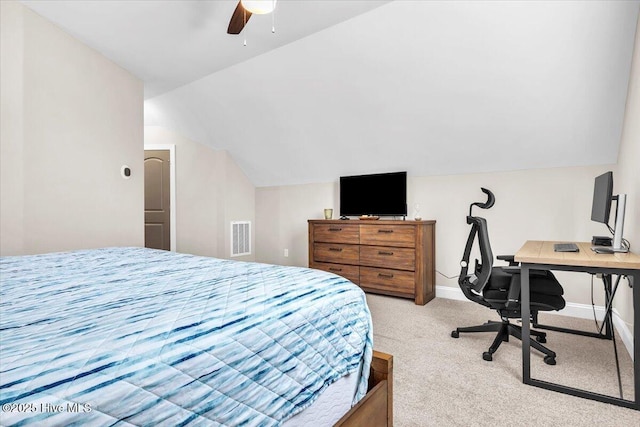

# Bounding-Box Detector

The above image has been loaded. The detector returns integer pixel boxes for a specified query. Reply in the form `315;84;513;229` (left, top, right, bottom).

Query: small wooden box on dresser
308;220;436;305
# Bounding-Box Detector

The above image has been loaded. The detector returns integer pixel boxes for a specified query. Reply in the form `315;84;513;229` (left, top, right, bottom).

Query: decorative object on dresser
309;219;436;305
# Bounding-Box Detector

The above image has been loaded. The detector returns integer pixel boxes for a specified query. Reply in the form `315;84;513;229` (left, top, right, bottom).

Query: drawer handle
378;273;394;279
378;251;394;256
329;247;343;252
329;267;343;272
328;228;343;232
378;229;394;233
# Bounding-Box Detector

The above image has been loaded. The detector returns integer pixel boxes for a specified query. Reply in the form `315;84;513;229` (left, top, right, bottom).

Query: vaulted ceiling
22;1;640;187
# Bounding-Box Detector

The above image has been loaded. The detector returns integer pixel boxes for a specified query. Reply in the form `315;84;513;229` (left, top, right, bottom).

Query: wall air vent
231;221;251;257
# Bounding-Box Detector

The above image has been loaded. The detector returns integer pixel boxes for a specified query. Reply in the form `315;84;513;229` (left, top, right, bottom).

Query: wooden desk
515;240;640;410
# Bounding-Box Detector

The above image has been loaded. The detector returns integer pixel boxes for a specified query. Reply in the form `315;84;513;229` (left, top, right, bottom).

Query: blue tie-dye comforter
0;248;372;426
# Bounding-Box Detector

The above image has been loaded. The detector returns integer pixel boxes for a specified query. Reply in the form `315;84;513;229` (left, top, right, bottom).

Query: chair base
451;320;556;365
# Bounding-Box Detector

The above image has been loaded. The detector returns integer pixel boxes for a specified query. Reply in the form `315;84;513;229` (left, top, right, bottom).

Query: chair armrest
497;255;518;266
506;274;521;309
499;266;549;278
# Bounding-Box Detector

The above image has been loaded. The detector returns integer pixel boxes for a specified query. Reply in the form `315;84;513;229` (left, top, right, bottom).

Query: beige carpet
366;294;639;426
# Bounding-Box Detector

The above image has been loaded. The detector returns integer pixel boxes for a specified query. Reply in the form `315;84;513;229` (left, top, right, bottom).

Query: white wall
614;14;640;335
145;1;638;188
144;126;255;261
254;13;639;327
256;165;616;306
1;0;144;255
254;13;639;329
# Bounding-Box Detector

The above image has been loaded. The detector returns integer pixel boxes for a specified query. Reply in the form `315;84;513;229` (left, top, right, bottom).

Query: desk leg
602;274;614;339
522;264;531;384
634;272;639;408
521;263;639;410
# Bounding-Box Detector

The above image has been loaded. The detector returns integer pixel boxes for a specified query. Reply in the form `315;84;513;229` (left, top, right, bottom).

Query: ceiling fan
227;0;277;35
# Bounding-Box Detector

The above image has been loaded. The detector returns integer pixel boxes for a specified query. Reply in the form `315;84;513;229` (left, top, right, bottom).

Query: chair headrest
469;187;495;217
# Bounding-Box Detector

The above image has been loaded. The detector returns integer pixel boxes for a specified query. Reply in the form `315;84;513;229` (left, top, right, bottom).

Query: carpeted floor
366;294;639;426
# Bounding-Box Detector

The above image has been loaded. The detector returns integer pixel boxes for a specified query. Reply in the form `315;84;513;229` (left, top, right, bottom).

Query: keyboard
554;243;579;252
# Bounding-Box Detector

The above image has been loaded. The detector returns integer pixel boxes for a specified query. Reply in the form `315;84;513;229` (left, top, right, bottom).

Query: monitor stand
612;194;628;253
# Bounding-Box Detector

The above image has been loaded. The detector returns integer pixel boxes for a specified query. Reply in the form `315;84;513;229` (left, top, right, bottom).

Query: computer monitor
590;171;628;253
591;172;613;224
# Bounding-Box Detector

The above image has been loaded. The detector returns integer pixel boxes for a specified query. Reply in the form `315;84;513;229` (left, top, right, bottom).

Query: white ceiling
22;0;391;98
22;1;640;187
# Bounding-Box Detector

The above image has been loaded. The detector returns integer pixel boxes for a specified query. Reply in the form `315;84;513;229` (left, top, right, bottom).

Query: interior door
144;150;170;250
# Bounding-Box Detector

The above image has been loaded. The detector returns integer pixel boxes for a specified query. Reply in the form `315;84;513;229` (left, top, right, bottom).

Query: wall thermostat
121;165;131;179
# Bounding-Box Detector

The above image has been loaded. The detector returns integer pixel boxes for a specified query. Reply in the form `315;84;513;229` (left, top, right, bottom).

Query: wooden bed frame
335;351;394;427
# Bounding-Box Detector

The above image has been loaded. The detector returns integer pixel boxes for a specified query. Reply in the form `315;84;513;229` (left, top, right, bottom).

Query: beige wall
1;0;25;255
409;166;619;307
256;165;617;306
1;1;144;255
256;182;336;267
0;1;255;259
614;15;640;334
220;150;256;261
144;126;255;261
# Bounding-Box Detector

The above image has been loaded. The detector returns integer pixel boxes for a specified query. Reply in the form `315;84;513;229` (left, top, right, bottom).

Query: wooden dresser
308;219;436;305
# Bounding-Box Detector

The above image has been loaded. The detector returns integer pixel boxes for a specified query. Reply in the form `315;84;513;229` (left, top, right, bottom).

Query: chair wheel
536;335;547;343
544;356;556;365
451;330;459;338
482;352;493;361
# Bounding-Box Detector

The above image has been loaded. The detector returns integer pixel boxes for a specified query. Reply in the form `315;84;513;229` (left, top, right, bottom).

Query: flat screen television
340;171;407;217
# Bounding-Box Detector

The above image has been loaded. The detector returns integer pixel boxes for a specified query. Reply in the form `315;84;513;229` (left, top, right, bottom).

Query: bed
0;247;392;426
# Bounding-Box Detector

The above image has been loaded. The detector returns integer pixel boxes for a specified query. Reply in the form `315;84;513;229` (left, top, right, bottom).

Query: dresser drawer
360;267;414;296
309;219;435;306
313;262;360;285
314;243;359;265
360;245;415;271
360;224;415;248
314;224;359;244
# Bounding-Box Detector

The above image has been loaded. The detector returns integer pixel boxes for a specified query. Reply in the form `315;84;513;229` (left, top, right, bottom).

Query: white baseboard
436;285;633;360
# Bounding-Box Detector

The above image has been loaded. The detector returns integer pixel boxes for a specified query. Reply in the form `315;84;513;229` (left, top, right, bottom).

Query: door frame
144;144;176;252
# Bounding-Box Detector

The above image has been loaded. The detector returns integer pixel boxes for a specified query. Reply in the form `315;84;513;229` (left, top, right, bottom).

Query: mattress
283;361;362;427
0;247;373;426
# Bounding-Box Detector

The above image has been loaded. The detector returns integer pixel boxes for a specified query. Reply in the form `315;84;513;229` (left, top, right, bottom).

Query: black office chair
451;188;565;365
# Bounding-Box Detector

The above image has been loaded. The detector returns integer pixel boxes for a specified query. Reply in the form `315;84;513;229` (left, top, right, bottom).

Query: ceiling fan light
241;0;277;15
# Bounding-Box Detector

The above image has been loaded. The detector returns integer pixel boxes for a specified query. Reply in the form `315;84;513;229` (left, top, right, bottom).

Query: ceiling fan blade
227;1;252;34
